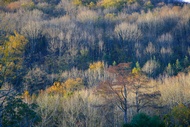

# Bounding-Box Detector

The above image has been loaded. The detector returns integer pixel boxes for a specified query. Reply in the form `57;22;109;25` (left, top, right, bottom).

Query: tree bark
123;84;127;124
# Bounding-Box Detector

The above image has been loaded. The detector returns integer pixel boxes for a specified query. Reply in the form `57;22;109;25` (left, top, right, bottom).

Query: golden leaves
99;0;122;8
23;90;31;103
0;31;28;87
0;31;27;64
98;0;136;8
46;78;84;97
89;61;104;70
6;31;28;54
72;0;82;6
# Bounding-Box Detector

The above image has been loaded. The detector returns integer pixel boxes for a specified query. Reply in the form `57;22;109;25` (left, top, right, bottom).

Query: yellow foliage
23;90;29;96
99;0;122;8
21;1;34;8
1;31;27;63
144;0;153;9
6;31;28;54
99;0;135;8
89;61;104;70
0;64;2;71
46;78;84;97
88;2;95;8
23;90;31;103
64;78;83;91
46;81;63;94
132;67;140;75
132;62;141;75
127;0;135;4
72;0;82;5
53;81;61;87
0;31;28;87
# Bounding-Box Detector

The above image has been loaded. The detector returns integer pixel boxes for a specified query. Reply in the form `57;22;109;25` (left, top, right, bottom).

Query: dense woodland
0;0;190;126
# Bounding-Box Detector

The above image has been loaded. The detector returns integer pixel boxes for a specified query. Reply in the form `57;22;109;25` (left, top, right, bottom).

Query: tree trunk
123;84;128;124
136;89;140;113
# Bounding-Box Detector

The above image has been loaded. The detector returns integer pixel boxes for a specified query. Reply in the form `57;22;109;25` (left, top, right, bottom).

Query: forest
0;0;190;126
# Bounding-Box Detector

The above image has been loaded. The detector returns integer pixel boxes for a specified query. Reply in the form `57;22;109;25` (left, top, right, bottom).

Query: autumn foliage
46;78;84;96
1;0;190;127
89;61;104;71
0;31;28;87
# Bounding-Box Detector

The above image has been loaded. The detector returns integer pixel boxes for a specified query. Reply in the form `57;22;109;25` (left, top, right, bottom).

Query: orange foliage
6;0;34;11
6;1;21;11
46;81;63;94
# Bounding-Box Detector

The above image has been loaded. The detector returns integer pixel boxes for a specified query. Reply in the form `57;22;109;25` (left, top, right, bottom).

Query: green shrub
131;113;150;127
130;113;165;127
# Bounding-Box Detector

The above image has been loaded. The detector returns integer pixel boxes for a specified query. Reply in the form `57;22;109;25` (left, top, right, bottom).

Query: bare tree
97;63;161;124
142;59;160;77
115;22;142;43
23;66;48;92
97;63;132;124
114;22;142;61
